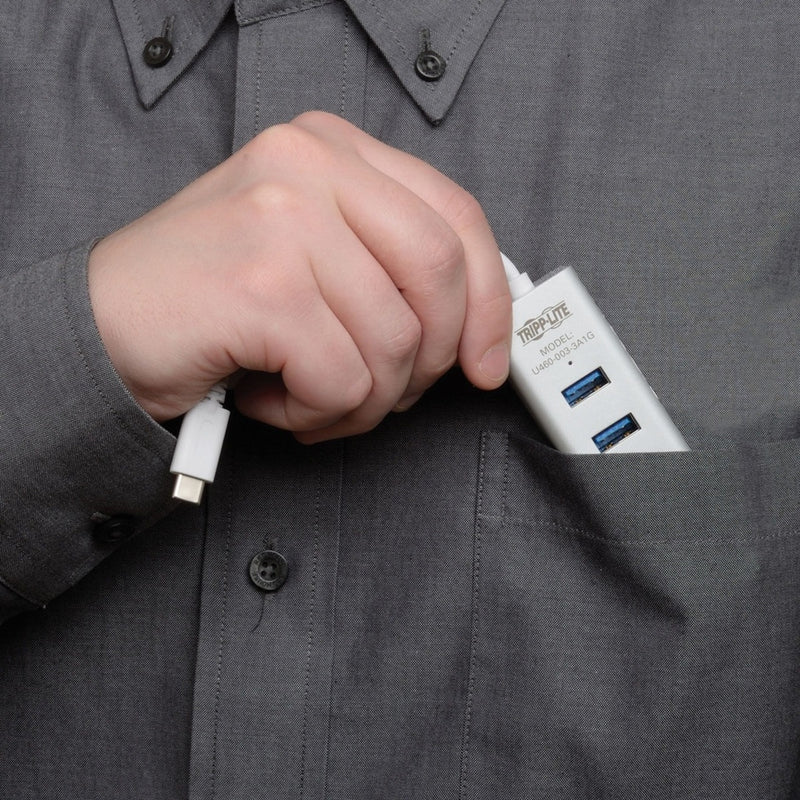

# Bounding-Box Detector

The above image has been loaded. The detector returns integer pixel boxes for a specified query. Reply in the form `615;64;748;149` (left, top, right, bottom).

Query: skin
88;111;512;444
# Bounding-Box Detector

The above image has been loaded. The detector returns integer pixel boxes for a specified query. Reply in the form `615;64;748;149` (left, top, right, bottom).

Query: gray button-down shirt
2;1;800;797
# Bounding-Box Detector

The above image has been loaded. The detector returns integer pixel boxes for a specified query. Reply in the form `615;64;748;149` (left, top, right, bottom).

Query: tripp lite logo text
514;301;571;345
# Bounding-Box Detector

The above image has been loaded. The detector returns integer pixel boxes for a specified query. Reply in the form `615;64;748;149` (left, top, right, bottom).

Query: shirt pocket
462;430;800;799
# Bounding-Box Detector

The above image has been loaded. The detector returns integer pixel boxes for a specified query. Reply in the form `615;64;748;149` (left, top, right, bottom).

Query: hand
88;111;511;443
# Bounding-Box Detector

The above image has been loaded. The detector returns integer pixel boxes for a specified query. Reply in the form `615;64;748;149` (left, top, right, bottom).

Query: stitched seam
338;8;350;118
298;468;323;799
322;441;345;799
0;531;53;605
447;0;486;60
500;433;510;529
0;510;72;588
192;0;218;28
458;432;493;800
359;39;370;129
364;0;408;57
65;549;120;592
179;9;204;53
252;20;265;137
237;0;333;26
477;516;800;549
0;572;40;607
209;467;235;800
129;0;145;41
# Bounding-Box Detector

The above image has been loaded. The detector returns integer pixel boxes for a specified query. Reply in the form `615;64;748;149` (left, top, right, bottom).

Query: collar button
143;36;173;68
415;49;446;81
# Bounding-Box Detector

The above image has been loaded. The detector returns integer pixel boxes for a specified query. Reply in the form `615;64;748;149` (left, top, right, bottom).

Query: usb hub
502;257;688;454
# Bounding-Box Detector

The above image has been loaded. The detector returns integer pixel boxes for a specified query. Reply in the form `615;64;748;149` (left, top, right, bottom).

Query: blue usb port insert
562;367;609;407
592;414;640;452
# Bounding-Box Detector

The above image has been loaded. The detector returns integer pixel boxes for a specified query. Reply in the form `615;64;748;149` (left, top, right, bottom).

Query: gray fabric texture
2;1;800;798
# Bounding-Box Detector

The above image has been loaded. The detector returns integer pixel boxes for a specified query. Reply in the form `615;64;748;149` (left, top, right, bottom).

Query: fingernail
394;392;423;412
479;343;509;383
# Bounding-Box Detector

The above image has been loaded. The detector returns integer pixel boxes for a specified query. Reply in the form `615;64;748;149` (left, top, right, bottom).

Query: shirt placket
231;0;369;149
186;6;367;798
188;421;345;800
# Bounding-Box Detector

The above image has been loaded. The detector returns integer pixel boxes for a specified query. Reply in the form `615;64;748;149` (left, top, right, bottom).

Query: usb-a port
592;413;640;452
562;367;609;407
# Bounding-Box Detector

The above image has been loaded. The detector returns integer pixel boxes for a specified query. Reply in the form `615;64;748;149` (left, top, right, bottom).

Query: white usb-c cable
169;382;230;504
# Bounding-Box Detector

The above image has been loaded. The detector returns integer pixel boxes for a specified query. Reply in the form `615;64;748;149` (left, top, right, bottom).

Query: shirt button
93;515;137;543
415;49;446;81
249;550;288;592
142;36;173;68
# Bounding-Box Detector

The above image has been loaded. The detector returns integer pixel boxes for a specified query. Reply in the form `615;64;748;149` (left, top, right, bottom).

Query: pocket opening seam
480;513;800;549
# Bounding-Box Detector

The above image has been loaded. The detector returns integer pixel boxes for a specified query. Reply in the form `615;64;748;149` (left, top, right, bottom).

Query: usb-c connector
169;382;230;504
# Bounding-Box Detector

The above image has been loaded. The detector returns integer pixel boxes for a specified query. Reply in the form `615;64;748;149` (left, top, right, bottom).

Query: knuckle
380;312;423;364
287;405;332;432
417;225;466;289
471;279;513;321
239;180;305;224
339;369;373;411
246;121;332;173
441;186;486;231
231;248;313;328
288;369;372;432
291;109;334;131
250;122;310;159
291;111;357;148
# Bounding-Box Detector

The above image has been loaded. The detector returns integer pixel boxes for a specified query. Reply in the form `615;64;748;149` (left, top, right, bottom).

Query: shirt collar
114;0;506;120
234;0;508;123
111;0;233;108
